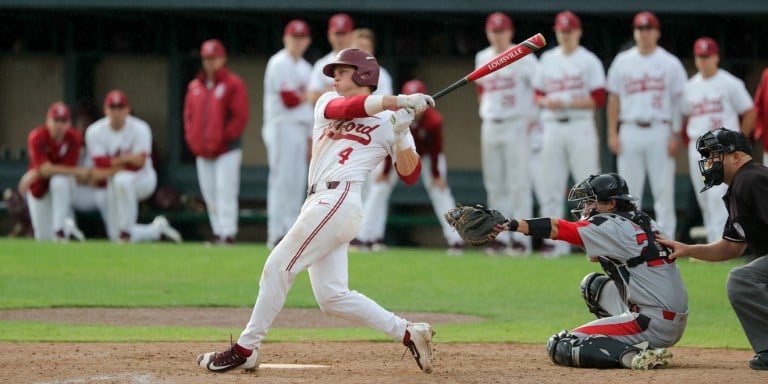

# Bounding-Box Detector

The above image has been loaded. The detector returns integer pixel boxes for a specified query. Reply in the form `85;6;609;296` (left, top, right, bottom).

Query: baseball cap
328;13;353;34
284;19;310;37
47;101;70;121
633;11;660;29
103;90;129;109
402;80;426;95
554;11;581;32
694;37;719;56
200;39;227;58
485;12;513;32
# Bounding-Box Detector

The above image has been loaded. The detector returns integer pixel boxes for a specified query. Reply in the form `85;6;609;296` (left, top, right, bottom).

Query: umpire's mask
696;128;752;192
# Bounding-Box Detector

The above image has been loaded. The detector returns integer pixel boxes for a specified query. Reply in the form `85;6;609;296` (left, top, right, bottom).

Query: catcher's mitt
444;204;508;246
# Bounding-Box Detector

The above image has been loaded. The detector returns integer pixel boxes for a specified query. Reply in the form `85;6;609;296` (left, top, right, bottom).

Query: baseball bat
431;33;547;100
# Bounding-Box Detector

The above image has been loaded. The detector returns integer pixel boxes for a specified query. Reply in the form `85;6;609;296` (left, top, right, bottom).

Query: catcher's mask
696;128;752;192
568;173;637;220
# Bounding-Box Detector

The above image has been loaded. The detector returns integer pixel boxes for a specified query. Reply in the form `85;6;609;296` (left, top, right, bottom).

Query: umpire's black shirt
722;161;768;256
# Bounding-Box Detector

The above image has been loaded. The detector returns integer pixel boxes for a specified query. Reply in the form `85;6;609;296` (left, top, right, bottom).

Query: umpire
659;128;768;370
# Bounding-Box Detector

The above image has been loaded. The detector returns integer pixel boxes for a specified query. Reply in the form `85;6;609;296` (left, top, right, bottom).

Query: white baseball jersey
263;48;313;124
606;46;687;123
308;51;337;94
683;69;753;139
475;45;538;121
308;92;415;186
533;45;605;122
86;115;154;173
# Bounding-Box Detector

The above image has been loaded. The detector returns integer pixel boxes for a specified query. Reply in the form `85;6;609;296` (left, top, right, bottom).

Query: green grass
0;238;751;349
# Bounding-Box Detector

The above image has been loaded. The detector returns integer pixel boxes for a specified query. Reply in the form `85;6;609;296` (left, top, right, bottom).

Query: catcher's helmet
696;128;752;192
322;48;379;91
568;173;636;219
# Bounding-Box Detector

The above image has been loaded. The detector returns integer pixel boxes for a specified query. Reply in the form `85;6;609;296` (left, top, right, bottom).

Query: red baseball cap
284;19;310;37
328;13;353;34
694;37;719;56
633;11;660;29
486;12;513;32
103;90;129;109
402;80;426;95
47;101;70;121
200;39;227;58
554;11;581;32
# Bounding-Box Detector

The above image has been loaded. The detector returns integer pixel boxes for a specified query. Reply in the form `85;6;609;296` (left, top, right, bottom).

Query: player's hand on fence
396;93;435;113
390;107;415;138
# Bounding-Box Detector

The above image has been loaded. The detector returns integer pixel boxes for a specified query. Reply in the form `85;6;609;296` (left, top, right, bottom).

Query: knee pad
546;330;577;366
580;272;611;318
547;332;641;369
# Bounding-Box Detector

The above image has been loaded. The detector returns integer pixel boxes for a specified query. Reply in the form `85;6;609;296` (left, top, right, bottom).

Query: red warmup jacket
27;126;82;198
183;67;250;158
753;68;768;152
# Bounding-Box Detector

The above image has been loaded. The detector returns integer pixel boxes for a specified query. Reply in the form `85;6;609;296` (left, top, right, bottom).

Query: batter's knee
580;272;611;318
315;290;352;316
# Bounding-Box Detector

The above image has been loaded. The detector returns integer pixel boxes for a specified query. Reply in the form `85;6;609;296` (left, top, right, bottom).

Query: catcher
445;173;688;369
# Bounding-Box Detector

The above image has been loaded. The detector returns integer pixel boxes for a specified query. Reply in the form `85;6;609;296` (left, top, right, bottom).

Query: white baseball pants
196;149;242;238
26;175;76;241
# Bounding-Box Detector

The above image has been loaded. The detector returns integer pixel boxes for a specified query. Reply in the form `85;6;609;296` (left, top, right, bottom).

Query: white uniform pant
481;118;532;248
573;280;686;348
105;169;161;242
238;182;408;350
263;121;310;247
357;155;463;246
26;175;76;241
687;142;728;243
196;149;242;238
617;123;676;237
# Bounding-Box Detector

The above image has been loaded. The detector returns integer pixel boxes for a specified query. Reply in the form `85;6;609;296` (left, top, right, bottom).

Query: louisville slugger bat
432;33;547;100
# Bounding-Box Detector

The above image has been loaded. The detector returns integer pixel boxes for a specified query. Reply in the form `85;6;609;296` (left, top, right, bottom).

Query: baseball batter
87;90;181;243
682;37;755;243
533;10;605;257
307;13;355;105
606;11;688;239
488;173;687;369
198;48;436;374
262;19;314;249
20;101;87;241
355;80;464;255
475;11;538;255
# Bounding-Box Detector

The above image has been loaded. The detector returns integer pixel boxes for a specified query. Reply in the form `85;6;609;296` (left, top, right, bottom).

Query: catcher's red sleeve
555;219;589;247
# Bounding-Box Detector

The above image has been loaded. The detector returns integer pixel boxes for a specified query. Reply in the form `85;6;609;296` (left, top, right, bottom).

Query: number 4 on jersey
338;147;353;164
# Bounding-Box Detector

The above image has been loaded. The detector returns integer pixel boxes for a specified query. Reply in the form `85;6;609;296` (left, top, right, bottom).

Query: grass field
0;238;751;349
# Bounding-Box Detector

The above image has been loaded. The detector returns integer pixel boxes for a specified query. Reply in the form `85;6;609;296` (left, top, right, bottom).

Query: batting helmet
402;80;426;95
322;48;379;91
696;128;752;191
568;173;636;219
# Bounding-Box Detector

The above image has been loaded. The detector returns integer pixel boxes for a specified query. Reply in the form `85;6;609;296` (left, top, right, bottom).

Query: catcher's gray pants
727;254;768;353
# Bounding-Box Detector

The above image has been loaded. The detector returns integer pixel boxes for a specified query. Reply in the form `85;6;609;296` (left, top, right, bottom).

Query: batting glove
390;108;415;139
396;93;435;113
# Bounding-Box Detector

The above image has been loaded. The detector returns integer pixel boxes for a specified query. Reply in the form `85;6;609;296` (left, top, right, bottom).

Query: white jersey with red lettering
606;46;687;123
533;45;605;122
86;115;154;173
683;69;753;140
475;45;538;121
263;48;313;124
308;92;415;186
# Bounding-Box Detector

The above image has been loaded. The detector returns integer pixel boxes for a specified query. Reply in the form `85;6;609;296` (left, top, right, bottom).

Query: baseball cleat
152;215;182;243
403;322;435;373
631;347;672;370
197;343;258;372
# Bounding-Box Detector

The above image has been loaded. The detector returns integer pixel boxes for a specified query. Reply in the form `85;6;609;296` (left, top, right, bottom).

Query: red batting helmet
322;48;379;91
402;80;426;95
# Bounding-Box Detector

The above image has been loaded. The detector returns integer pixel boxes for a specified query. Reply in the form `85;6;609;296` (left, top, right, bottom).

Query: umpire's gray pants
727;254;768;352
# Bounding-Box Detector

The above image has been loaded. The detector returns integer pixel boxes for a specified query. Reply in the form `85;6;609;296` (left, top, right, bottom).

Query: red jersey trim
573;319;643;336
555;219;589;247
396;159;421;185
591;88;607;108
324;96;369;120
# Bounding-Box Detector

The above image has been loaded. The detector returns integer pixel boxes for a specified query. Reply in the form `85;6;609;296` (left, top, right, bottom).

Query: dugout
1;0;768;243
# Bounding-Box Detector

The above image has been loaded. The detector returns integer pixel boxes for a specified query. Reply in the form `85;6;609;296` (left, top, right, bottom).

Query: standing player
352;28;393;96
606;11;688;239
18;101;87;241
262;19;313;249
306;13;355;105
184;39;250;244
475;11;538;255
751;68;768;166
533;10;606;257
682;37;755;243
354;80;464;255
659;129;768;370
87;90;181;243
197;48;436;374
450;173;687;369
